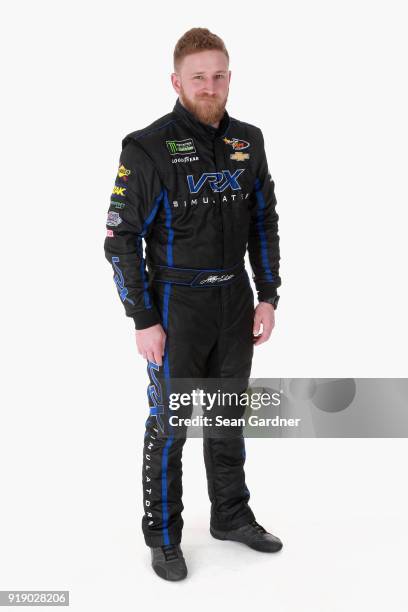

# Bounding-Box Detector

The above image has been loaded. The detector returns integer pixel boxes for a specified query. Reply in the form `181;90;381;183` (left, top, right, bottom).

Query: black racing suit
104;98;281;547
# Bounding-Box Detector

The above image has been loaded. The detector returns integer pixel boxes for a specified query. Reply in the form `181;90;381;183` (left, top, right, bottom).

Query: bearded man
104;27;282;581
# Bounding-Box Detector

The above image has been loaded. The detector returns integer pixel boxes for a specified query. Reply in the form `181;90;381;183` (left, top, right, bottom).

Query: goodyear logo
166;138;196;155
117;164;131;180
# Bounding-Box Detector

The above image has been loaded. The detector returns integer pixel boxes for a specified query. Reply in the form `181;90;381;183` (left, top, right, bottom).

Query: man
104;28;282;581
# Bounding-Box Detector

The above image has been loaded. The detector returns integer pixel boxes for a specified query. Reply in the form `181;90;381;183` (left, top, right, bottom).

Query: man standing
104;28;282;581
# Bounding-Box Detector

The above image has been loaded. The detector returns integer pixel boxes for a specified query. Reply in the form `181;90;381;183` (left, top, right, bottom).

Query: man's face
171;50;231;126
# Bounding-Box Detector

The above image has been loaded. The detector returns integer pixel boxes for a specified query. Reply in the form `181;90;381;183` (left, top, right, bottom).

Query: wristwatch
260;295;280;310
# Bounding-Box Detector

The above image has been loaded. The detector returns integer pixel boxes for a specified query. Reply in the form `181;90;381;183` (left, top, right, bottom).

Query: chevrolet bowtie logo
230;152;250;161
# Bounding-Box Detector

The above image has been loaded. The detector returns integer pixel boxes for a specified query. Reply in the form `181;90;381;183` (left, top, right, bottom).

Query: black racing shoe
150;544;188;581
210;520;283;553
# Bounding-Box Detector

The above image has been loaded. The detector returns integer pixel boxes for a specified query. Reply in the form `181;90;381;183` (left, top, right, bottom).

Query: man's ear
171;73;181;94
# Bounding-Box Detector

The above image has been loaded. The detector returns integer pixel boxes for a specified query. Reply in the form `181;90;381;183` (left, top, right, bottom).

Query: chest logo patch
230;151;250;161
166;138;196;155
223;137;250;150
187;169;245;193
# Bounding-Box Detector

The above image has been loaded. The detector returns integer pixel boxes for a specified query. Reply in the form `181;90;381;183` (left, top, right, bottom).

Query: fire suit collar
173;97;230;140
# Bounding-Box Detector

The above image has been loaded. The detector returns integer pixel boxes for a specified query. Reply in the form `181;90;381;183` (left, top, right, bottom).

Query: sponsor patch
230;152;250;161
223;137;250;150
117;164;131;180
110;200;125;209
166;138;196;155
106;229;114;237
107;211;122;227
171;155;199;164
187;169;245;193
112;185;126;197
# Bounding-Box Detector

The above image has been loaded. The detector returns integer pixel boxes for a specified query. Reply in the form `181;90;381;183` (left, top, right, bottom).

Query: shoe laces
250;520;267;534
162;545;179;562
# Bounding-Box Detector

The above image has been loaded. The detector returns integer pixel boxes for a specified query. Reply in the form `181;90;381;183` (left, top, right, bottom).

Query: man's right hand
136;323;166;366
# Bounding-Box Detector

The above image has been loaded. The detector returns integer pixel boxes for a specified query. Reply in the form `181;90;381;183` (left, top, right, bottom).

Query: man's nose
202;80;215;95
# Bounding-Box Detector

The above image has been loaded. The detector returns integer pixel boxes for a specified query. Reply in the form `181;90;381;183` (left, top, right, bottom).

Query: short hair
173;27;229;72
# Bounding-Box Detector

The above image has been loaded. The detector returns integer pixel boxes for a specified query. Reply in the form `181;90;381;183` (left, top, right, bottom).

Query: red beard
180;89;227;125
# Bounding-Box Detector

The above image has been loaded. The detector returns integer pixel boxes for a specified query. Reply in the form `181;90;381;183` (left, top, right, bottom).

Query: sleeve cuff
132;307;161;330
257;286;278;302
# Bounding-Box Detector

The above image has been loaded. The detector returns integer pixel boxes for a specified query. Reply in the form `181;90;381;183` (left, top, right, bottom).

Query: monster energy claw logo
166;138;196;155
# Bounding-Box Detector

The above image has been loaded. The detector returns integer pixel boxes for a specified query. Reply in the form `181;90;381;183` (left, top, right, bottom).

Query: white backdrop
1;1;407;610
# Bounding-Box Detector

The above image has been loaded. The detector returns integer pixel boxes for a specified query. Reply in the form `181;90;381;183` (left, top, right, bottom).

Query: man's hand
136;323;166;365
253;302;275;346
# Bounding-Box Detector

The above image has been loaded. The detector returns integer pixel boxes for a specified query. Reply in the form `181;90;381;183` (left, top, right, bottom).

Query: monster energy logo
166;138;196;155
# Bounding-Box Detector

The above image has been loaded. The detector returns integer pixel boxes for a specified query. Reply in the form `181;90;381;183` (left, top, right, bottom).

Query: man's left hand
253;302;275;346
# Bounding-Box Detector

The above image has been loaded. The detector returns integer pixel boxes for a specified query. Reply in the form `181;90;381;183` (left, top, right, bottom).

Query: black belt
149;261;246;287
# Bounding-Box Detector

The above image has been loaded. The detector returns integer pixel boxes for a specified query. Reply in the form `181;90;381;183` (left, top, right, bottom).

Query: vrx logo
112;256;135;305
187;169;245;193
147;361;165;433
